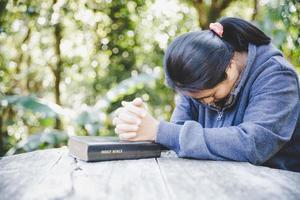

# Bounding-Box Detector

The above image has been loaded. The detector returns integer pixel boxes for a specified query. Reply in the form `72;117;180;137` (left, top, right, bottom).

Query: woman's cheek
215;86;231;99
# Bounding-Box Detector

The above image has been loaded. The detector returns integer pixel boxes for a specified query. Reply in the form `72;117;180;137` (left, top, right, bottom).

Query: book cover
68;136;168;162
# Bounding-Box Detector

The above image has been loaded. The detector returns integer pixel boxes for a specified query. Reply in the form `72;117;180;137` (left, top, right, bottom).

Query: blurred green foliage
0;0;299;156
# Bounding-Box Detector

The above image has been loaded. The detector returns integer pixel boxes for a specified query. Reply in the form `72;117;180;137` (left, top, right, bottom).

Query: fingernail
131;133;137;137
137;119;142;125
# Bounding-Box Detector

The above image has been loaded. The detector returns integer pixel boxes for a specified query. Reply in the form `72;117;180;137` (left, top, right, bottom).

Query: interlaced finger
116;124;139;132
118;111;142;125
122;101;146;118
119;132;137;140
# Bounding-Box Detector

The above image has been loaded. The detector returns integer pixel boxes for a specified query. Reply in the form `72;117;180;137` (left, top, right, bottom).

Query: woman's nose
201;97;214;105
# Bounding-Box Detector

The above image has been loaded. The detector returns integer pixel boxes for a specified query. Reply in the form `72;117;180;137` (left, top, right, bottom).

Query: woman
113;17;300;172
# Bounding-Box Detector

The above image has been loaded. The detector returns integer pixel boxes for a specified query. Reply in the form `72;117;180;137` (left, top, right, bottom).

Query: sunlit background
0;0;299;156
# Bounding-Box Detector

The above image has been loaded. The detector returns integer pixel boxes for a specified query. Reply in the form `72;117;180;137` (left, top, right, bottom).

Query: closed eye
196;94;215;101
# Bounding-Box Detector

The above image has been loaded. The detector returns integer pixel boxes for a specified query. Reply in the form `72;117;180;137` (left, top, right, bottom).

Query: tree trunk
16;28;31;74
13;28;31;94
0;106;11;156
0;108;3;155
0;0;8;155
252;0;259;20
54;23;62;106
51;0;63;129
192;0;237;29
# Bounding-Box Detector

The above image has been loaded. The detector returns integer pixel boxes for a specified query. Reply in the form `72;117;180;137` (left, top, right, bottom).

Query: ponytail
163;17;272;91
218;17;271;51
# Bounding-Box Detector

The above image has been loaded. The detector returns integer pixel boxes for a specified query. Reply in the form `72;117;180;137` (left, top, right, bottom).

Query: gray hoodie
156;43;300;172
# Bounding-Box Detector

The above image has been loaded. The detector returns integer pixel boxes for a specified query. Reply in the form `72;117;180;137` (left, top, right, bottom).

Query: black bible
68;136;168;162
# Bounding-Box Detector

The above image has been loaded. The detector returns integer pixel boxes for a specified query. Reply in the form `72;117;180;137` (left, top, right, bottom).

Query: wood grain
68;153;170;200
0;148;64;200
1;148;300;200
157;151;300;200
1;147;169;200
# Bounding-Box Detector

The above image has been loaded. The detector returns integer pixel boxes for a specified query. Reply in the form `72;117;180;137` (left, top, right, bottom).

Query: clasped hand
112;98;159;141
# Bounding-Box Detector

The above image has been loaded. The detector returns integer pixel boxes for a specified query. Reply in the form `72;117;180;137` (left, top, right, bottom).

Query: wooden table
1;147;300;200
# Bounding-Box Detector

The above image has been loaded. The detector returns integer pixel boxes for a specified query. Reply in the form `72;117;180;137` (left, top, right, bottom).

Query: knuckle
118;113;125;119
112;117;118;124
116;124;122;129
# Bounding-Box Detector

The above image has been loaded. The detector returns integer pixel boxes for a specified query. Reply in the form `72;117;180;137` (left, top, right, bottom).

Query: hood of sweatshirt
164;43;284;111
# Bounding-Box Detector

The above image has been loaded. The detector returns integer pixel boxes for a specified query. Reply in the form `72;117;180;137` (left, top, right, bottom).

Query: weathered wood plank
21;147;76;200
2;148;299;200
0;148;64;200
68;154;170;200
158;151;300;200
13;147;170;200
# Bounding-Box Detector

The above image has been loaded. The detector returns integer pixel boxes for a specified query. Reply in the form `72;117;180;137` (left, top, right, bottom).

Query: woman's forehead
183;88;214;98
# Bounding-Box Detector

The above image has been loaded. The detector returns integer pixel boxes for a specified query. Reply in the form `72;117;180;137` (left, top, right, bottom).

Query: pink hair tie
209;22;223;37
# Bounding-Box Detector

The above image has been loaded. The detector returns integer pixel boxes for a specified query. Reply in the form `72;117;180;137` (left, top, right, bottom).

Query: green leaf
39;118;55;127
5;129;69;156
2;95;60;118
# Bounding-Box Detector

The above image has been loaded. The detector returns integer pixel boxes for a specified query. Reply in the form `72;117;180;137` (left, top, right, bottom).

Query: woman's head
164;30;233;92
163;17;271;94
182;57;243;105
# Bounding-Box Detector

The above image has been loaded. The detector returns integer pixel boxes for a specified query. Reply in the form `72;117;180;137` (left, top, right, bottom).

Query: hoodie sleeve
155;69;300;164
169;95;196;124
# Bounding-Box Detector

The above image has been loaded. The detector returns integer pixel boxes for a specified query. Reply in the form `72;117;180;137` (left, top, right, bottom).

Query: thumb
132;97;144;107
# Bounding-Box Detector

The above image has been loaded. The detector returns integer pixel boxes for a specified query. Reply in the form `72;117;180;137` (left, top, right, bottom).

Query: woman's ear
226;59;236;71
225;60;239;80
